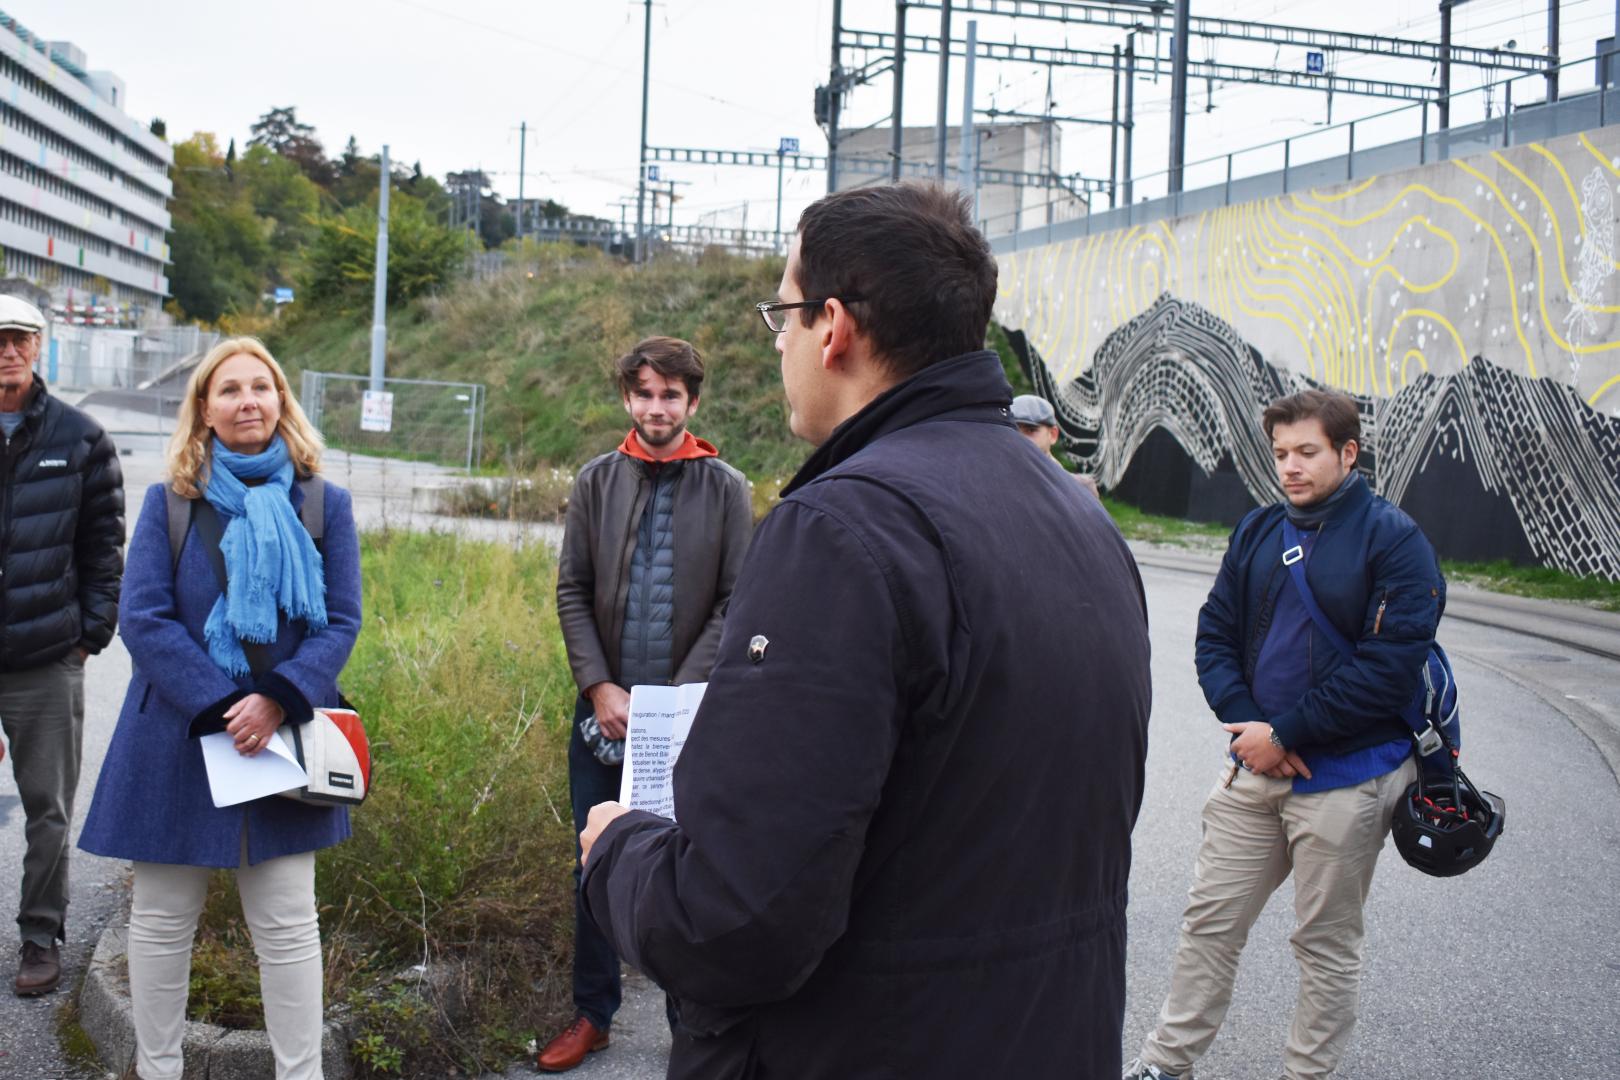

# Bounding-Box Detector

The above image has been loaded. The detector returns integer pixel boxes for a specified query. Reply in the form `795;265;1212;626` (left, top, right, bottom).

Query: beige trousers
128;844;323;1080
1139;757;1416;1080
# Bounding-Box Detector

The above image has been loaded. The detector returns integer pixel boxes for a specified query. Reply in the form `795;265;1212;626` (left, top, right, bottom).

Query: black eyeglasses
755;297;863;333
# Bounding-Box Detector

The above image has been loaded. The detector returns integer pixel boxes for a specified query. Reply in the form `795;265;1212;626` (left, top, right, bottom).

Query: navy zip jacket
582;350;1152;1080
1196;473;1445;755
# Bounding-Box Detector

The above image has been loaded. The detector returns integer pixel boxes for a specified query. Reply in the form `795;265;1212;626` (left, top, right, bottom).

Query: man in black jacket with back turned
578;183;1153;1079
0;297;124;997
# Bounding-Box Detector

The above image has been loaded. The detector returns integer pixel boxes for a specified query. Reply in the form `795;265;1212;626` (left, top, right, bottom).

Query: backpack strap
1279;519;1356;661
1279;518;1448;757
167;487;197;571
298;475;325;550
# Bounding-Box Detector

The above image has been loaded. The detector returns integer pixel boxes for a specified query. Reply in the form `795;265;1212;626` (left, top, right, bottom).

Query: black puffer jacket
0;377;124;671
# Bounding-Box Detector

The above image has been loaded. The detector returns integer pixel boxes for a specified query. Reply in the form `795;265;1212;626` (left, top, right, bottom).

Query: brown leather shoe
536;1014;609;1072
15;941;60;996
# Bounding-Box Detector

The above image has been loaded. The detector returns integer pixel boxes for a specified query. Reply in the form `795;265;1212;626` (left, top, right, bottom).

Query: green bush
189;530;581;1077
298;194;467;315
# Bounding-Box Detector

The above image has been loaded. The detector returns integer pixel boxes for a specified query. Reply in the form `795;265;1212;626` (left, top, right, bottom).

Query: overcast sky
34;0;1620;231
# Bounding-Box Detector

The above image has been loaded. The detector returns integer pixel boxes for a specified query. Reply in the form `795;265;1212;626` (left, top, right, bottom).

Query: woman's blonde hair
167;337;324;498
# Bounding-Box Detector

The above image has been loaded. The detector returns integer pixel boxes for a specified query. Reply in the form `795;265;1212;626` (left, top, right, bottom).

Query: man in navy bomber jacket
1128;388;1444;1080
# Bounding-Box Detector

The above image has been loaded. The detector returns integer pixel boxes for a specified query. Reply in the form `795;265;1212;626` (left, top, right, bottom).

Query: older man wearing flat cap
1011;393;1100;498
0;296;124;996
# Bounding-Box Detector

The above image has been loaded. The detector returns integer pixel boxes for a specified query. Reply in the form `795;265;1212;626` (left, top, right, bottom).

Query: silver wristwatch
1268;728;1285;751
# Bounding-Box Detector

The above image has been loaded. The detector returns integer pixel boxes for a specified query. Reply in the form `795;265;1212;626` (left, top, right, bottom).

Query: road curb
78;922;352;1079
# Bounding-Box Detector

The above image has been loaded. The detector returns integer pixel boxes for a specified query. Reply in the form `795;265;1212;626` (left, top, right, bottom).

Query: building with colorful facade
0;10;171;320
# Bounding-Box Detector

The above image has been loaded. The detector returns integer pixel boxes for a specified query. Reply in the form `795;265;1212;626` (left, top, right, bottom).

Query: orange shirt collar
617;429;719;463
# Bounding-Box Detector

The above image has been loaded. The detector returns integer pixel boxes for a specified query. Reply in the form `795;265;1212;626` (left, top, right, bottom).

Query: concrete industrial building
834;122;1087;236
0;10;172;319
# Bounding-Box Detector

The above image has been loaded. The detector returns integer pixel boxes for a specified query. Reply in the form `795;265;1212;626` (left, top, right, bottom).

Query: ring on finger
247;733;259;744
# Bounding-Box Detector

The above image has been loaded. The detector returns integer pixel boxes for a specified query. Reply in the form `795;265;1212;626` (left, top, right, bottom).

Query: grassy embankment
265;245;1032;517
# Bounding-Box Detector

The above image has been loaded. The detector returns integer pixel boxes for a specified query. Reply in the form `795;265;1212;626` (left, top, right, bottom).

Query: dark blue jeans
568;695;623;1030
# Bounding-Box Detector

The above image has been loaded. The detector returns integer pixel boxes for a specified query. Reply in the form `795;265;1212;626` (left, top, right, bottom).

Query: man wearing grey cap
0;296;124;996
1011;393;1100;498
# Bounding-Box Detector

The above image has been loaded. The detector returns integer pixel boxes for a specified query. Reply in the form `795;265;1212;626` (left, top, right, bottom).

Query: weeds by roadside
188;530;580;1077
1442;559;1620;611
1101;496;1230;549
433;466;575;523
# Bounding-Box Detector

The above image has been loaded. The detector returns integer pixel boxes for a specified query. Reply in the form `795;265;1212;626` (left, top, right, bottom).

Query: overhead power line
901;0;1550;71
840;27;1440;101
646;145;1113;194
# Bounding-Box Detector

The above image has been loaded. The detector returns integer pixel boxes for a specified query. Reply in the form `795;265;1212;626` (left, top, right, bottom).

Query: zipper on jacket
635;470;660;678
0;431;11;599
1244;562;1286;685
1373;591;1387;635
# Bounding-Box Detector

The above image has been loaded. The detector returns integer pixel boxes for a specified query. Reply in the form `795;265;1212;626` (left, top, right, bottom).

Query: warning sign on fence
361;390;395;433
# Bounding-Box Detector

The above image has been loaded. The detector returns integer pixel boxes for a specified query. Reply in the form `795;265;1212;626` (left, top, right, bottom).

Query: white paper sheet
618;682;707;821
200;730;309;808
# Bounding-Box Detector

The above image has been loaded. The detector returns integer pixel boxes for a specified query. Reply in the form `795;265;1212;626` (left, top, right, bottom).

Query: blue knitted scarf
201;436;327;676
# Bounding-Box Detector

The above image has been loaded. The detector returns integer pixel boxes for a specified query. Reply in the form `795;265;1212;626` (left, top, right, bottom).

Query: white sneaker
1123;1058;1190;1080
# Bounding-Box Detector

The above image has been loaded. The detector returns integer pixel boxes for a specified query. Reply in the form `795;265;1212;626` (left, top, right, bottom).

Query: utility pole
1439;0;1454;130
1168;0;1192;195
516;120;527;241
892;0;907;182
1546;0;1559;103
776;147;789;241
828;0;844;193
1612;0;1620;95
369;145;390;394
635;0;653;264
959;20;978;219
1124;33;1136;206
935;0;953;179
1110;44;1121;209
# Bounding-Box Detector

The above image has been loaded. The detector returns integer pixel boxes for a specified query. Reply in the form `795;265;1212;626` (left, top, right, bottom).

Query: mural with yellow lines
995;127;1620;579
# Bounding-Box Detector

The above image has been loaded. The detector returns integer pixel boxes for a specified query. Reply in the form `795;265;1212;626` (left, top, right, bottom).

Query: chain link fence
299;371;486;472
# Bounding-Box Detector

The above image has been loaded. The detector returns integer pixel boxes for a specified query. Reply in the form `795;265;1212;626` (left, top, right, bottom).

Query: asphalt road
501;562;1620;1080
2;397;1614;1078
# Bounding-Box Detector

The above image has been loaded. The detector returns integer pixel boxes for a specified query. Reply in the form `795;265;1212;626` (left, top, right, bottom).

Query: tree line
165;107;569;323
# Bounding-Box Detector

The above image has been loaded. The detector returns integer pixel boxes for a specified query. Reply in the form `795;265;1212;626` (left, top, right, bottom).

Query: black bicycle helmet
1391;763;1505;877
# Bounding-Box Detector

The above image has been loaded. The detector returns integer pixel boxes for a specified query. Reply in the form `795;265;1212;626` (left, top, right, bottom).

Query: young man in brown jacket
539;335;752;1072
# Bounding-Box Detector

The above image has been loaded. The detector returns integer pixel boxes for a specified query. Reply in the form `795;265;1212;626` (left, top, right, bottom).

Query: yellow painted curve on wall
996;133;1618;405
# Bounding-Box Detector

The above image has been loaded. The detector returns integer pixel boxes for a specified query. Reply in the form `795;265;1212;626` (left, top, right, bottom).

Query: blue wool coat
78;480;362;867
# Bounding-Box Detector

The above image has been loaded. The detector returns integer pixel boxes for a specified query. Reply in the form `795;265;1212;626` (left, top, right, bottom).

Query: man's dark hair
1262;389;1362;451
615;336;705;400
795;182;998;378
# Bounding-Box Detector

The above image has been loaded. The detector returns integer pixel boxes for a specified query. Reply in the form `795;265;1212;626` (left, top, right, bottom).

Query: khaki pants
0;652;85;947
1139;757;1416;1080
129;843;323;1080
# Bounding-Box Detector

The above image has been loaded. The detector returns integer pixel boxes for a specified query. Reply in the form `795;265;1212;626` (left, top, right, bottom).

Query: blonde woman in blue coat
79;337;361;1080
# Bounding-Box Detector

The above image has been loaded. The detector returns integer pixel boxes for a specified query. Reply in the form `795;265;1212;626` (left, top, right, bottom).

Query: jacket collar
617;429;719;464
12;374;47;420
783;350;1012;497
1282;470;1371;530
